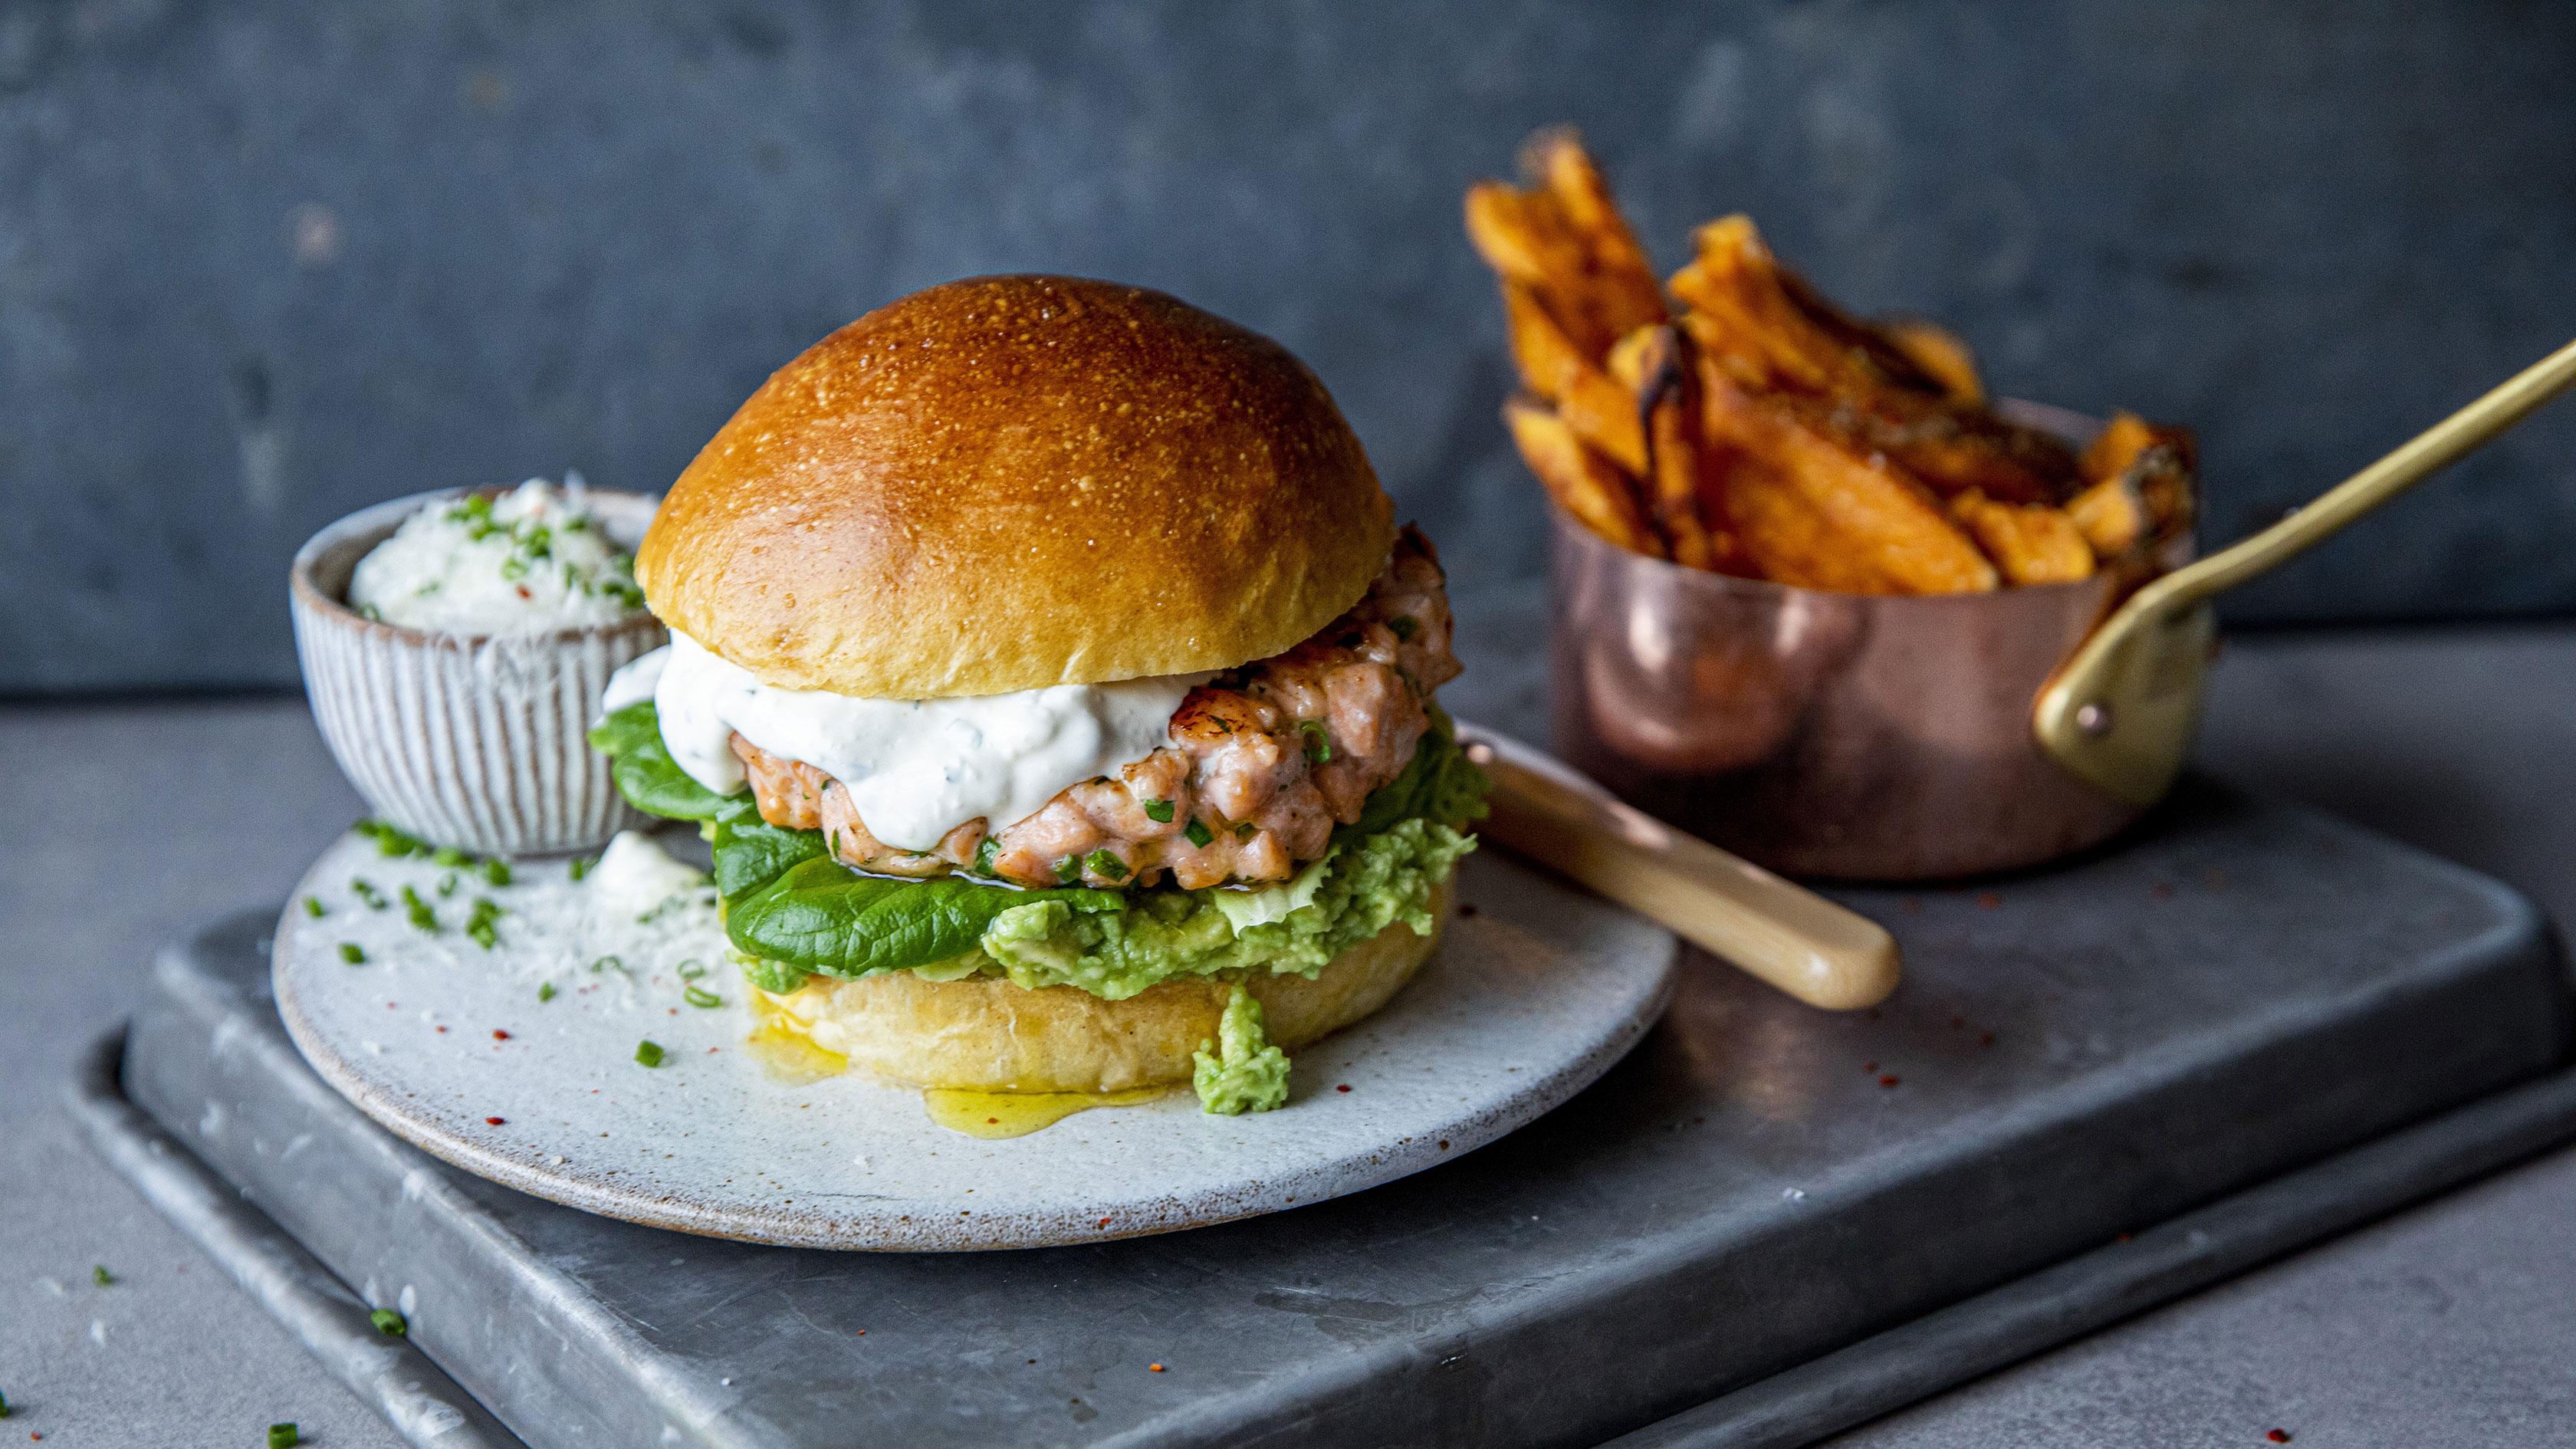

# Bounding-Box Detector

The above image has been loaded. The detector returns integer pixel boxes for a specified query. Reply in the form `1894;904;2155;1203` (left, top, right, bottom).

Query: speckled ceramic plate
272;768;1676;1251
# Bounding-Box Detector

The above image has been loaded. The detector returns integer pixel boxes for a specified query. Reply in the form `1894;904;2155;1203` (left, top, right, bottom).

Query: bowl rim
291;485;669;649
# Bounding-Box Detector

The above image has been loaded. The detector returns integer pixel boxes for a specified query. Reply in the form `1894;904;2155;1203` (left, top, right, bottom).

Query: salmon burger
591;275;1485;1114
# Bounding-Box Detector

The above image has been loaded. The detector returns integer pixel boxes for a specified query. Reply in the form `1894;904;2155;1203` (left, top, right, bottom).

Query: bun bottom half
755;880;1453;1093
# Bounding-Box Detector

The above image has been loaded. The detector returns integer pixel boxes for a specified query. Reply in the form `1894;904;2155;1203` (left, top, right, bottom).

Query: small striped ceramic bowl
290;488;666;856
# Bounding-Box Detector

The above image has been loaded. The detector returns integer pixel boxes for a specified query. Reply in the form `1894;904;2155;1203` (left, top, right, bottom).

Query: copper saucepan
1552;338;2576;881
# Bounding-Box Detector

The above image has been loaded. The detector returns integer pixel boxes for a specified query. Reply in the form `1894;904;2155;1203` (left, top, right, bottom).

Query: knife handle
1472;750;1901;1010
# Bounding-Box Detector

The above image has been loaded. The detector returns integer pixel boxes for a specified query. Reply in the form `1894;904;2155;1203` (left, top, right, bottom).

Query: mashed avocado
1193;985;1292;1114
978;815;1474;998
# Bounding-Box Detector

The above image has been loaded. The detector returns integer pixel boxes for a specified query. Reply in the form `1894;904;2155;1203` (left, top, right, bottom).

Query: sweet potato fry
1947;490;2095;585
1605;323;1661;393
1625;325;1730;570
1675;216;2075;504
1466;187;1589;309
1672;215;1859;396
1697;360;1998;595
1523;129;1668;347
1465;131;1666;365
2078;411;2156;483
2066;472;2151;560
1475;129;2187;599
1879;317;1984;406
1501;281;1648;474
2078;410;2198;550
1503;396;1660;557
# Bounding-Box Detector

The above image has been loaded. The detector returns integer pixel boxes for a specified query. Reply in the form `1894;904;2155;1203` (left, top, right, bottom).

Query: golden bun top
636;274;1395;698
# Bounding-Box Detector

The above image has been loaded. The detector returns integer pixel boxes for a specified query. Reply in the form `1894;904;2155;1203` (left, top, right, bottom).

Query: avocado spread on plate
1193;985;1293;1115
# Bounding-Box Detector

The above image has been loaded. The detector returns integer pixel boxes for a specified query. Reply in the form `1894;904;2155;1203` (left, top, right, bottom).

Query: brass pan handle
2038;336;2576;804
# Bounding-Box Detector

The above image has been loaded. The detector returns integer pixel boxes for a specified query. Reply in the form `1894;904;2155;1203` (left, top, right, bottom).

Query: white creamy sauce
349;476;646;636
586;830;711;919
601;636;1206;850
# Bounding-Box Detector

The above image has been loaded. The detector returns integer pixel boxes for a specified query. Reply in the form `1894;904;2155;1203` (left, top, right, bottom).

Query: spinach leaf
711;811;828;900
589;702;751;823
724;857;1122;978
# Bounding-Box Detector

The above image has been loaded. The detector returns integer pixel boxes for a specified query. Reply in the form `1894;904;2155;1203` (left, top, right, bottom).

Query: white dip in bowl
291;481;666;855
348;476;647;636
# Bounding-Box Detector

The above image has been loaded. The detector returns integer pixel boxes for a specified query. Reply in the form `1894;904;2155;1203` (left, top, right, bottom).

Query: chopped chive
590;955;623;974
675;960;707;981
1183;817;1214;849
1389;614;1419;642
269;1424;301;1448
400;885;439;933
431;846;469;866
481;856;512;887
91;1263;113;1286
1084;849;1129;881
370;1307;407;1336
1053;856;1081;884
360;819;427;857
436;872;460;899
301;895;326;918
569;855;596;882
537;981;557;1003
1143;798;1175;824
973;836;1001;876
684;985;723;1009
351;878;387;910
339;943;366;964
635;1040;665;1068
1299;719;1333;764
465;898;503;951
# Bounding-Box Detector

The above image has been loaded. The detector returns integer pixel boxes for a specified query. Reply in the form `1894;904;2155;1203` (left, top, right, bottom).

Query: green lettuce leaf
981;814;1474;998
589;702;751;823
1346;708;1490;839
724;857;1122;978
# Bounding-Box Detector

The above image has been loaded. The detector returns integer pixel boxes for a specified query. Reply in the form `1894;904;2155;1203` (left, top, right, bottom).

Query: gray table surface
7;603;2575;1447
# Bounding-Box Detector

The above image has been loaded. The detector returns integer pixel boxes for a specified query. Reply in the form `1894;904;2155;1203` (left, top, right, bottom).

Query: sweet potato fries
1470;130;2194;594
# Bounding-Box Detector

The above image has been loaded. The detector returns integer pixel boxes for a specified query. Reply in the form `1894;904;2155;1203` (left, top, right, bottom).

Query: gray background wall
4;0;2572;693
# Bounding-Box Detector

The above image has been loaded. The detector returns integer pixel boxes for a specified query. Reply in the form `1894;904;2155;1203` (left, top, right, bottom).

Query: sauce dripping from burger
922;1086;1175;1139
744;994;1171;1135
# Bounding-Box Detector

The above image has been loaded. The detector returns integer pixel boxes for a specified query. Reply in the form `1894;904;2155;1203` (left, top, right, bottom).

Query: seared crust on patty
755;882;1452;1093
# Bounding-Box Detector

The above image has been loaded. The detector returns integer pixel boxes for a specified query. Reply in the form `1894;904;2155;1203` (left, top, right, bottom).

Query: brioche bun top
634;274;1394;698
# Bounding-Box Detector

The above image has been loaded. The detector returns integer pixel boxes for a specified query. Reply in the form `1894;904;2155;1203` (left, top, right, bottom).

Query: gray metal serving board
94;783;2576;1449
